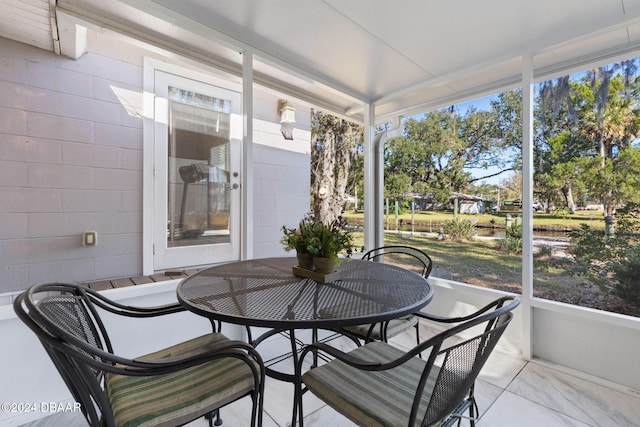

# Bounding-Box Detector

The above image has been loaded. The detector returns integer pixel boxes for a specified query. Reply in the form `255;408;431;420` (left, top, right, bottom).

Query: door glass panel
167;87;231;248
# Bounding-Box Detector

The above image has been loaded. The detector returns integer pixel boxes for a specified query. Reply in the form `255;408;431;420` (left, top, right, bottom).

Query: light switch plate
83;231;97;247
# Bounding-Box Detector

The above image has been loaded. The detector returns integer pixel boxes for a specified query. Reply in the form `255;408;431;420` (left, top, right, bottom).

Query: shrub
569;203;640;304
497;236;522;254
612;254;640;304
441;218;475;240
536;245;555;258
506;223;522;239
498;223;522;254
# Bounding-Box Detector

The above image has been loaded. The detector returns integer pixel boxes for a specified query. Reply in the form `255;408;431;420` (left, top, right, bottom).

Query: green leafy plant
612;253;640;304
536;245;555;258
281;215;315;253
282;216;362;259
569;203;640;304
498;223;522;254
441;218;476;241
305;217;360;259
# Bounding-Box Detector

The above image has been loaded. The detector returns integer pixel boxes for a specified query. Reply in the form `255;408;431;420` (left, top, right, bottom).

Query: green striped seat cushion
344;315;418;340
302;341;439;427
105;333;257;427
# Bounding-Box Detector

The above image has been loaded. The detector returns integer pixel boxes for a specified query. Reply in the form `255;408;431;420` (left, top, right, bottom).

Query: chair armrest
299;340;436;373
415;295;517;324
87;291;185;318
299;342;383;370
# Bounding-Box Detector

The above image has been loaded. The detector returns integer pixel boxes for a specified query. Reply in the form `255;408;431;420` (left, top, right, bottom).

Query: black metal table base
251;328;356;383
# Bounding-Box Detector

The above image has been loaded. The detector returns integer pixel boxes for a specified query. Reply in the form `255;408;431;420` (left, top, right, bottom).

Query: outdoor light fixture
278;99;296;140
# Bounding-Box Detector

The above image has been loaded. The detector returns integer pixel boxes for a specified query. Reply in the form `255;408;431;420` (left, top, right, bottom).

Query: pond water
391;224;570;239
346;219;571;239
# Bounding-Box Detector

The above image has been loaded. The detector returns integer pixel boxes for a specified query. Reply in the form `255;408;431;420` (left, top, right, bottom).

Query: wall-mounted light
278;99;296;140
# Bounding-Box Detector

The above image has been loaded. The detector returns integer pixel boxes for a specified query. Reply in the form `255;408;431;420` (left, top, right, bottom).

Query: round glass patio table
177;256;433;381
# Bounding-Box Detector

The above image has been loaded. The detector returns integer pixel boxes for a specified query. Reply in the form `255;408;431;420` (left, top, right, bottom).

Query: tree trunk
311;112;362;224
598;138;615;216
312;126;336;223
333;123;356;215
561;184;576;214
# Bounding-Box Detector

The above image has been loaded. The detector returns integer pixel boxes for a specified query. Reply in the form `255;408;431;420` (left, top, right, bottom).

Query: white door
153;71;241;270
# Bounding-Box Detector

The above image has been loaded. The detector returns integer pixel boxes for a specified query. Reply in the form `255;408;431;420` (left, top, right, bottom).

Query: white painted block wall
0;37;145;293
0;31;312;293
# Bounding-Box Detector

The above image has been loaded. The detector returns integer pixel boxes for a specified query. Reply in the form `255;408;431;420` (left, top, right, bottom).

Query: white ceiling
3;0;640;122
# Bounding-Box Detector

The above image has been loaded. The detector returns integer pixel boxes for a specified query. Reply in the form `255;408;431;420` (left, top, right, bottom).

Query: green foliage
612;254;640;304
568;224;609;268
569;203;640;303
441;218;476;240
281;215;316;253
535;67;640;215
533;245;556;270
497;223;522;254
383;172;412;201
536;245;555;258
582;147;640;211
506;223;522;238
304;217;360;259
497;237;522;254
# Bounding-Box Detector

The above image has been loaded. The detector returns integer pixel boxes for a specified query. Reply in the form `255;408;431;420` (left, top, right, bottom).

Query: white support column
363;111;404;251
375;128;385;250
363;103;376;250
242;51;254;260
372;118;403;249
521;53;535;360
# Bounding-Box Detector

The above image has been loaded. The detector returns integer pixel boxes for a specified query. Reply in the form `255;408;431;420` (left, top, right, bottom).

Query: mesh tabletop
177;257;433;329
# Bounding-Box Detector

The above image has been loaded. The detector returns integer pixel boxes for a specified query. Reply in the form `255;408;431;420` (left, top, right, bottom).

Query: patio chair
13;282;264;427
293;296;519;427
339;245;433;344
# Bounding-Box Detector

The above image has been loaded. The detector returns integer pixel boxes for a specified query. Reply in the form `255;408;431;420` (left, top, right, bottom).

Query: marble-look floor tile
15;412;87;427
481;390;591;426
185;396;278;427
507;362;640;427
301;404;357;427
260;377;327;427
476;345;527;389
474;377;505;418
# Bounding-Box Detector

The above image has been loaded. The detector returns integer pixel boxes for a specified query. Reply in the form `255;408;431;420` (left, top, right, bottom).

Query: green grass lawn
348;229;640;317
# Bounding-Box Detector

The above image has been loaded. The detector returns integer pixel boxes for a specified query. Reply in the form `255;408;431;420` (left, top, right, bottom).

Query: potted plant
305;217;359;273
281;216;315;269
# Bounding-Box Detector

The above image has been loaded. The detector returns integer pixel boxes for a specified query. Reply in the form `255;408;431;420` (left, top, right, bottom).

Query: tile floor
22;324;640;427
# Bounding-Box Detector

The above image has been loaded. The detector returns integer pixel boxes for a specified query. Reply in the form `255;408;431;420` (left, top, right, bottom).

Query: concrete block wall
252;90;311;258
0;32;312;293
0;37;145;293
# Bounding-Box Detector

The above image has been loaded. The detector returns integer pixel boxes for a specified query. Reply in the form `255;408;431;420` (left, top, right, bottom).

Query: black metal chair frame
338;245;433;345
293;296;519;427
14;282;265;427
